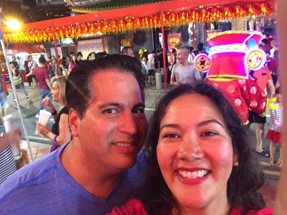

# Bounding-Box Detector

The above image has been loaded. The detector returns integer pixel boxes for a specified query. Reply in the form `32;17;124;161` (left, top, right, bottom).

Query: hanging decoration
3;1;274;43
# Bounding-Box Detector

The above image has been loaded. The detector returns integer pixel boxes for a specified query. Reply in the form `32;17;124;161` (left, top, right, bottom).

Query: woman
9;62;30;101
49;55;58;77
108;83;272;215
36;76;71;152
67;54;76;75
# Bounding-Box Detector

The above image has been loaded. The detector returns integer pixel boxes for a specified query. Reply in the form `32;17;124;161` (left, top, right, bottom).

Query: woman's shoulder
59;106;69;114
106;199;147;215
229;207;273;215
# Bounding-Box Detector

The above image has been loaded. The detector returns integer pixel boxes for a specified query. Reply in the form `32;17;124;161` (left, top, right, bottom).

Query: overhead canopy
6;43;46;54
3;0;274;43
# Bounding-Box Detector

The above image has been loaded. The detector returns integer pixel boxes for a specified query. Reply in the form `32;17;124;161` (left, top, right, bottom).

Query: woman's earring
233;162;239;167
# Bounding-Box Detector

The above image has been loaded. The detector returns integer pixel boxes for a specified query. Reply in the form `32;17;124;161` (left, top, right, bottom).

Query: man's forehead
179;48;188;54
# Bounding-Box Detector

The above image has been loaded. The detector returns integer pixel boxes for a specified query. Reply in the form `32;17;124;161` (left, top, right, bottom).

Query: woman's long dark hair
141;83;265;215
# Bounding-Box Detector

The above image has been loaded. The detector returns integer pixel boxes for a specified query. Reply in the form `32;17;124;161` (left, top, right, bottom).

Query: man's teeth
114;142;132;146
178;170;208;179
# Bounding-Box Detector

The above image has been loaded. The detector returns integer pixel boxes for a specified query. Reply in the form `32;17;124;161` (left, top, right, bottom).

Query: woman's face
157;93;236;214
276;93;282;103
51;81;60;103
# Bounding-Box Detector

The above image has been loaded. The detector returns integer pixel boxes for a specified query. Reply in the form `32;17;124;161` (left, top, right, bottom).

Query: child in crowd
267;87;283;166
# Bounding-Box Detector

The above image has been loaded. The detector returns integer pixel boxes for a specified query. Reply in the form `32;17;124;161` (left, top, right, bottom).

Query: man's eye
103;108;117;114
132;107;145;114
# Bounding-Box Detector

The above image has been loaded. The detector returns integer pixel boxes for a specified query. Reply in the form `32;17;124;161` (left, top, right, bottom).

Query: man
27;56;51;116
170;46;201;85
10;55;19;69
27;55;38;87
121;46;135;57
0;55;147;214
147;51;156;85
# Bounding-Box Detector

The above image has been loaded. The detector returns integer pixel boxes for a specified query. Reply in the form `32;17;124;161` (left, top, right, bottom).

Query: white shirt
147;54;155;70
171;63;201;84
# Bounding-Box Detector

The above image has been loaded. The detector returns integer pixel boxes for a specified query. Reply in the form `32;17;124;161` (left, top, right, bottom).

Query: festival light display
194;31;268;124
3;1;274;43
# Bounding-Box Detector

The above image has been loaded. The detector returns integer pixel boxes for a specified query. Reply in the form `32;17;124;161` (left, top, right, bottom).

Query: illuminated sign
168;34;181;49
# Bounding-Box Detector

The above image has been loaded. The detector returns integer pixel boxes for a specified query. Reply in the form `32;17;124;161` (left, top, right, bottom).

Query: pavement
1;83;281;177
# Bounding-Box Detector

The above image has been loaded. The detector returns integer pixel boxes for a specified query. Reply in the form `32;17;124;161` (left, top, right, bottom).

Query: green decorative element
72;0;168;12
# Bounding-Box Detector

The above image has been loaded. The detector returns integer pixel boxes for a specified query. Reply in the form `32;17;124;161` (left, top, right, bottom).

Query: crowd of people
0;33;283;214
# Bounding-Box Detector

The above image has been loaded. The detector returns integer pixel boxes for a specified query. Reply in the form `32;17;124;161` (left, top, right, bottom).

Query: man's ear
69;108;80;137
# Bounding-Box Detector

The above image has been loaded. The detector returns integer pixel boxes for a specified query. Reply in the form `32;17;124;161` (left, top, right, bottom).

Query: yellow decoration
3;1;275;43
267;97;278;111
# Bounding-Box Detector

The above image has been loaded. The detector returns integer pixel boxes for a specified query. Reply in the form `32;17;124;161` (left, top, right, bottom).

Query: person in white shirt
147;51;156;85
27;55;38;87
170;46;201;85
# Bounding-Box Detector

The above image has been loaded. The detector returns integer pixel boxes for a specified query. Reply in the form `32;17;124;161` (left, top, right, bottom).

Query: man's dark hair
39;56;46;64
261;39;268;45
142;83;265;215
66;54;145;118
197;42;204;51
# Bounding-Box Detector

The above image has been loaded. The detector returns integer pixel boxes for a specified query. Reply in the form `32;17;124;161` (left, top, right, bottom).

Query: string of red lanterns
3;2;274;43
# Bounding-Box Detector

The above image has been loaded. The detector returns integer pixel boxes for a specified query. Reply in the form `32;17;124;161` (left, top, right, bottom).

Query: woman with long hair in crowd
36;76;71;152
108;83;272;215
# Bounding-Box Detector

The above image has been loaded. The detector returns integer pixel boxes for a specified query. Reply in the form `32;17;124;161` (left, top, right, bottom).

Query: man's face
126;48;135;57
177;48;188;64
70;69;147;173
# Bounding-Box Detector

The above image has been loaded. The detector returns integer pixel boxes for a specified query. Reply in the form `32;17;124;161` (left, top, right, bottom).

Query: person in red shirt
27;56;52;117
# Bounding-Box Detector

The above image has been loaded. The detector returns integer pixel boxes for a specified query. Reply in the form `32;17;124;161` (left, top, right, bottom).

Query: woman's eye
201;131;217;137
163;133;179;139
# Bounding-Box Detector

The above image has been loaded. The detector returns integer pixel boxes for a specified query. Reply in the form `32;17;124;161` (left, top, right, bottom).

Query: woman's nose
177;136;204;161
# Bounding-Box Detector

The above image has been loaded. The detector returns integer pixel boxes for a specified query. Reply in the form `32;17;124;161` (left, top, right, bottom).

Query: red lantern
179;11;187;24
134;18;141;29
118;19;125;32
152;14;160;27
252;4;262;16
125;17;134;30
240;5;249;17
265;3;273;14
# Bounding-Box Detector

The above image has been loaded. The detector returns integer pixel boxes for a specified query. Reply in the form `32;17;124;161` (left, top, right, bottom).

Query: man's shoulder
125;151;148;182
176;63;194;70
0;151;74;214
33;66;49;74
0;152;56;199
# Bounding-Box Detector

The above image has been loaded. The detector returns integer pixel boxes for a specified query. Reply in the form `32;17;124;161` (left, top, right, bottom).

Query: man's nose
118;112;137;135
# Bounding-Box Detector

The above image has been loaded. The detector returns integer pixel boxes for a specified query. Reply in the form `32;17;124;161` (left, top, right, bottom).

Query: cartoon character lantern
194;31;267;124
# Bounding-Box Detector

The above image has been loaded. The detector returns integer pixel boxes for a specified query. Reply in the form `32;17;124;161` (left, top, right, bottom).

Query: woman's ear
233;153;239;167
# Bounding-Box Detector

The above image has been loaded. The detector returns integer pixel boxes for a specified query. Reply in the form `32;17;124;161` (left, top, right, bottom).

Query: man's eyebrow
133;102;145;108
98;102;121;109
97;102;145;109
